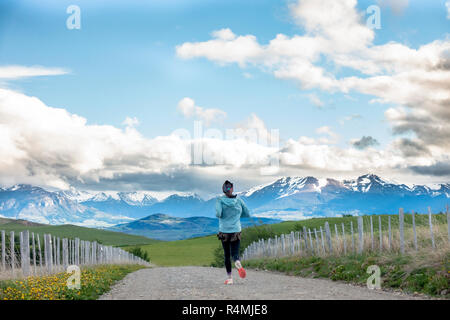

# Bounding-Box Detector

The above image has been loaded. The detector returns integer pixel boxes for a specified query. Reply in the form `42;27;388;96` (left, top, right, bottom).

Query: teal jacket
215;195;251;233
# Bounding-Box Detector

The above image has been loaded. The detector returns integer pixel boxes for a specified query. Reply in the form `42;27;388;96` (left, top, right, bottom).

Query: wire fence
242;206;450;261
0;230;150;280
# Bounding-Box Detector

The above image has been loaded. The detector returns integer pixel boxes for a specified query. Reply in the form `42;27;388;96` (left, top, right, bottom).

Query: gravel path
99;266;423;300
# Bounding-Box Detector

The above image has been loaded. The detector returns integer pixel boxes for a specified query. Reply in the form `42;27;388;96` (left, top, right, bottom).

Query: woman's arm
215;198;223;218
239;198;250;218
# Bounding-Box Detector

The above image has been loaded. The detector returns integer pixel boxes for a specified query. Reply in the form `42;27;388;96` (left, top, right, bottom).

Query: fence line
0;229;149;280
242;207;450;261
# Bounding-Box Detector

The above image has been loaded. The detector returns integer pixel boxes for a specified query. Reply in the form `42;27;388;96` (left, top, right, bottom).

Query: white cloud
377;0;409;15
0;88;192;189
1;86;448;192
0;65;69;79
177;97;226;125
175;0;450;170
122;116;139;127
339;114;362;125
315;126;338;144
307;93;324;107
176;29;264;67
211;28;236;41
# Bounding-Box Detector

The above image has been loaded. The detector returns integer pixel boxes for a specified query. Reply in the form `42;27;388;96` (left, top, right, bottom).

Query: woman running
216;180;250;285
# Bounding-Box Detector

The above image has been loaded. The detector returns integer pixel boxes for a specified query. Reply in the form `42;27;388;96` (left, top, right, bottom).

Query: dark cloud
394;138;430;158
67;167;271;196
389;110;450;149
409;161;450;177
352;136;379;150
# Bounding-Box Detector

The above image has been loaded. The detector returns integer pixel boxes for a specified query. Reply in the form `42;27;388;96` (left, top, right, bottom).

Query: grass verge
131;235;218;266
243;250;450;298
0;264;146;300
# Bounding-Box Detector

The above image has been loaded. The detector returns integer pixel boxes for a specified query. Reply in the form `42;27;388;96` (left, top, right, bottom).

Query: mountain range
0;174;449;227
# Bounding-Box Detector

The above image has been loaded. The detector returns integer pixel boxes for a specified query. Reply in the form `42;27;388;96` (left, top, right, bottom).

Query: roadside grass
132;235;218;266
0;221;157;246
0;264;146;300
243;249;450;298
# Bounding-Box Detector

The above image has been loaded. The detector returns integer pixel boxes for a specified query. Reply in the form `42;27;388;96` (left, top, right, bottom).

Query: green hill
0;218;157;246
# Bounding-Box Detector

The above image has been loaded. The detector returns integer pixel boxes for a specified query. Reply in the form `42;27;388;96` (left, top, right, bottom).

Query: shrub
126;246;150;262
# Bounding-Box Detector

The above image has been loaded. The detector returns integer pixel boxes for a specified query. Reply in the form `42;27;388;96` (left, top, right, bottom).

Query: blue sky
0;0;449;194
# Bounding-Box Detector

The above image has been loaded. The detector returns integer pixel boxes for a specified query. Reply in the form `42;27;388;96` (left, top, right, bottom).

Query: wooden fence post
10;231;15;275
388;216;392;250
319;226;325;254
370;216;374;251
22;230;30;276
308;229;314;255
399;208;405;254
274;236;278;257
303;227;309;253
291;231;295;255
350;220;355;253
412;210;418;251
47;235;51;269
428;207;435;250
447;204;450;243
298;231;302;254
44;234;49;272
324;222;332;254
20;231;24;274
57;238;61;267
341;223;347;254
334;224;339;251
86;240;89;264
32;232;36;273
378;216;382;251
1;230;5;271
75;238;80;265
37;234;42;269
63;238;68;269
357;217;363;254
314;229;320;254
280;234;285;256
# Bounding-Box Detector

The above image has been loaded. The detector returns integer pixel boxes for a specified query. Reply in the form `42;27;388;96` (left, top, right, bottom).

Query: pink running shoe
224;278;233;285
235;261;246;279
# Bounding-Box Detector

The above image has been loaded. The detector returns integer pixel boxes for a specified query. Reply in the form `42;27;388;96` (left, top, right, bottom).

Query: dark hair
222;180;233;193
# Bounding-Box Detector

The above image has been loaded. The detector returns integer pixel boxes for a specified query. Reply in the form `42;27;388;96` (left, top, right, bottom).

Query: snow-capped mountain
0;185;133;227
0;174;448;226
242;174;449;219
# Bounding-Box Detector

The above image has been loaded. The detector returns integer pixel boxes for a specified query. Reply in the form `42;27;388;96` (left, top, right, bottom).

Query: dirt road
99;266;422;300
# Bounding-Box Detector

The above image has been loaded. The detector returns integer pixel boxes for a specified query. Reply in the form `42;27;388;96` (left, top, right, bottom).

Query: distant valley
107;214;281;241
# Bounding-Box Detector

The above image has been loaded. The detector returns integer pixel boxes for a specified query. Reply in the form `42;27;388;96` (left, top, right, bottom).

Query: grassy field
0;218;157;247
130;235;218;266
244;249;450;298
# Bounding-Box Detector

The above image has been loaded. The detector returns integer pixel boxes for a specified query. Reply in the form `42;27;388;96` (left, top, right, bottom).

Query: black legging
221;239;240;274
